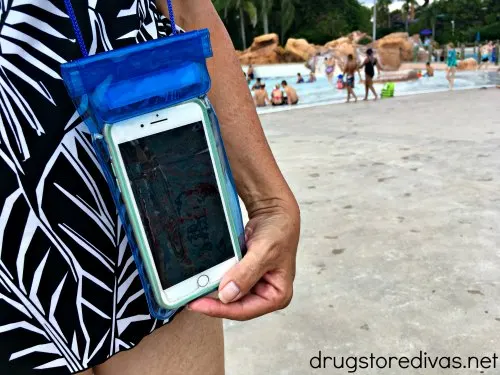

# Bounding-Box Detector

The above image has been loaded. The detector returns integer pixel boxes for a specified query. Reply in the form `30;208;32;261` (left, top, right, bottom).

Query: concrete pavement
225;89;500;375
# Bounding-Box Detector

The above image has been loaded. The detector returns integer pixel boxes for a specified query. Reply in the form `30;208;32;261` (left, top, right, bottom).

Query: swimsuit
346;75;355;88
447;50;458;67
271;90;284;105
0;2;178;374
325;65;334;75
365;57;377;78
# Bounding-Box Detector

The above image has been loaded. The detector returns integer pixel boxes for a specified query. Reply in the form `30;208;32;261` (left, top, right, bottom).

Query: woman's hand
188;200;300;321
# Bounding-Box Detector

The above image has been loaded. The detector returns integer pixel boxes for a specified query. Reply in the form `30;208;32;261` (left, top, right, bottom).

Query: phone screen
118;121;234;289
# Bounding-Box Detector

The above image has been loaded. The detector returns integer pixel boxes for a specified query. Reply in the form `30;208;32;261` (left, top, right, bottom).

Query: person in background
344;54;360;103
307;71;317;83
425;62;434;77
324;56;336;86
251;77;262;91
281;80;299;105
336;74;345;89
309;52;320;73
478;41;493;70
446;43;458;90
271;83;285;105
440;48;446;62
247;64;255;81
297;73;305;84
492;42;498;64
424;36;431;49
359;48;380;101
488;40;494;60
253;83;271;107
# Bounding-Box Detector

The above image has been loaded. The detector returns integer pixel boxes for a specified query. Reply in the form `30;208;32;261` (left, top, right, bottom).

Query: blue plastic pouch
61;29;246;320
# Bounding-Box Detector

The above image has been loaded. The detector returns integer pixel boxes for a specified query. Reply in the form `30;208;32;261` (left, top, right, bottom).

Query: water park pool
251;70;498;113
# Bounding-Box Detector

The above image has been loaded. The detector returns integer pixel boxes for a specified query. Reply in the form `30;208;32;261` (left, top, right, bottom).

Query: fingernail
219;281;240;304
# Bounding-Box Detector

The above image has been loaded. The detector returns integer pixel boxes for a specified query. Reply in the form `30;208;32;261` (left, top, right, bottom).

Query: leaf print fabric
0;1;176;373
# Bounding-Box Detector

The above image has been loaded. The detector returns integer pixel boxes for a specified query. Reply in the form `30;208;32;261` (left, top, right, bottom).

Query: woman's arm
156;0;299;320
157;0;295;212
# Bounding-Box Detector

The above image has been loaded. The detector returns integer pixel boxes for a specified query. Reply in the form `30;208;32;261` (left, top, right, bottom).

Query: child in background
307;71;317;83
425;62;434;77
337;74;345;89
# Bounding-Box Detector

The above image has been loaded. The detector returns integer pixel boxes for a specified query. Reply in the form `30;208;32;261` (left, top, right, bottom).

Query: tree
402;0;418;31
377;0;393;28
260;0;273;35
280;0;295;43
421;3;439;41
214;0;258;49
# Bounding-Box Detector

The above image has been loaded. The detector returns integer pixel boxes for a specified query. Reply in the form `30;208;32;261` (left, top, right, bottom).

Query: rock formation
374;32;414;70
457;58;478;71
284;38;318;61
374;32;429;70
368;69;419;83
238;30;428;73
238;33;304;64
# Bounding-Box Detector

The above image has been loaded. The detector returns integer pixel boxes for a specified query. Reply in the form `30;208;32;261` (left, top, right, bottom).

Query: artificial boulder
285;38;317;61
325;36;357;59
349;31;371;44
367;69;419;83
251;33;279;49
458;58;478;71
325;36;351;49
374;32;415;70
238;33;306;64
376;48;402;71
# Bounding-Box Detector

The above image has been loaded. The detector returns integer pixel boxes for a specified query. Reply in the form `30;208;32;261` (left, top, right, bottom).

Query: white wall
242;63;312;79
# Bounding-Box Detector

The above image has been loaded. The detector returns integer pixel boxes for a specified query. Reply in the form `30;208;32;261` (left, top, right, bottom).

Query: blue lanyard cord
166;0;178;35
63;0;88;57
63;0;178;58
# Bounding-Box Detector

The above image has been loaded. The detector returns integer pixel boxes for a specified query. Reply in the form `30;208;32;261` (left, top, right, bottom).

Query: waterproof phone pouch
61;29;246;319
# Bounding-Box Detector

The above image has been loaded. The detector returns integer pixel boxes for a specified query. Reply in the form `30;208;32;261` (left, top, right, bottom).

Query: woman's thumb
218;252;265;304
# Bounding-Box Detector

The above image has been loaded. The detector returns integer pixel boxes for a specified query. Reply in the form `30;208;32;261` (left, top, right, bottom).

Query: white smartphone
104;100;242;309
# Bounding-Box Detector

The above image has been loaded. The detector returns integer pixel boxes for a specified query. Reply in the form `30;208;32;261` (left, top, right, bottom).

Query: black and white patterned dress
0;1;177;373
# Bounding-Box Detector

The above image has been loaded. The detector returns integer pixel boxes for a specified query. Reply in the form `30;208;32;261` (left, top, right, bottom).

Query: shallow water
252;70;498;113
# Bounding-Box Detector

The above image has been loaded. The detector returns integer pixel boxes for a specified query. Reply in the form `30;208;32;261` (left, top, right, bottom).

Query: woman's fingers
217;242;274;304
189;279;292;321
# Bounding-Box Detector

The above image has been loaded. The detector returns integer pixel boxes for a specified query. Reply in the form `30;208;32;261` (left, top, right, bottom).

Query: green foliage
414;0;499;44
214;0;500;49
291;0;372;44
376;26;400;39
280;0;295;43
376;0;393;28
243;1;258;27
214;0;372;47
357;36;372;45
468;22;500;42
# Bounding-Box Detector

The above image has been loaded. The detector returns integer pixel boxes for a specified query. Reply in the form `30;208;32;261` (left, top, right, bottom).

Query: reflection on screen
119;121;233;289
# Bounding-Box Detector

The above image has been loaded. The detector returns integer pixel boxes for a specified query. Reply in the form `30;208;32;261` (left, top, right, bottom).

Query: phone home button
197;275;209;288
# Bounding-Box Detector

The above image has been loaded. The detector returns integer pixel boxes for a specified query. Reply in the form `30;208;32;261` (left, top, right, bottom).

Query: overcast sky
361;0;434;12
